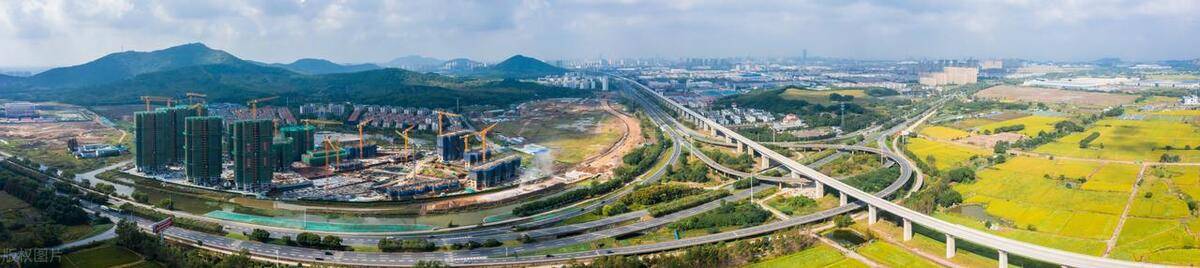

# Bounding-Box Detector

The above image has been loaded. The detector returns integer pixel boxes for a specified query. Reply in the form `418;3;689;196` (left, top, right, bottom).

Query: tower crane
323;139;343;168
247;96;279;119
461;134;474;168
394;125;416;161
185;92;207;105
434;110;461;136
476;123;499;162
357;119;372;158
140;96;174;111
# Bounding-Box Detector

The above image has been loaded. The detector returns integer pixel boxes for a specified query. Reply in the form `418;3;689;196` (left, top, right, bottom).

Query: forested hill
0;43;590;108
17;63;588;108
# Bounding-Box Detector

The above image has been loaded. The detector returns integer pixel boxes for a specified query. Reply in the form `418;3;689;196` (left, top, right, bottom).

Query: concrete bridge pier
759;153;770;170
903;218;912;241
839;192;848;206
998;250;1008;268
868;205;877;225
946;235;956;258
813;180;825;197
736;141;744;154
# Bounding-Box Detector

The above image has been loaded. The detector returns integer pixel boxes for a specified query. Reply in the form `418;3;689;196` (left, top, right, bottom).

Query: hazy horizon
2;0;1198;68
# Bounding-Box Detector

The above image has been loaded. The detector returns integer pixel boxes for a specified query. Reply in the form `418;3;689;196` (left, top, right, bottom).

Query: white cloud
0;0;1197;67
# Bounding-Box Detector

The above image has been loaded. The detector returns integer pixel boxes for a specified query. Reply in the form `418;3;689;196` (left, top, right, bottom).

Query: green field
905;137;989;170
1034;119;1200;162
779;88;867;104
60;245;149;268
919;126;971;140
976;115;1066;137
855;241;940;268
751;244;866;268
0;191;30;210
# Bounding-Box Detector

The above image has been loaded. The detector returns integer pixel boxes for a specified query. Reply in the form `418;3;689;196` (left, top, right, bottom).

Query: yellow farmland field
905;137;989;170
1130;175;1192;219
976;115;1066;137
1081;163;1140;192
920;126;972;140
1111;217;1199;265
1034;119;1200;162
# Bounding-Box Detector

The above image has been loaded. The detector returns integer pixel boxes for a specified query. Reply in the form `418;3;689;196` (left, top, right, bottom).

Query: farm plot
1033;119;1200;162
919;126;971;140
905;137;989;171
951;157;1137;251
974;85;1137;107
975;115;1066;137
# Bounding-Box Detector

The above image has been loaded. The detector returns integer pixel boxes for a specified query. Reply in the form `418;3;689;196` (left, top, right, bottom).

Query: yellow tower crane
476;123;499;162
247;96;279;119
140;96;174;111
394;125;416;161
186;92;207;105
323;139;343;168
434;110;461;136
461;133;475;168
357;119;373;158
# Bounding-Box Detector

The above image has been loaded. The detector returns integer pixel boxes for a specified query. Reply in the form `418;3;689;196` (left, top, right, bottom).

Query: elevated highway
616;75;1165;268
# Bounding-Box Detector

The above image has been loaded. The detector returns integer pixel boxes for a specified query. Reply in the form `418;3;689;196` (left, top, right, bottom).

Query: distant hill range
467;55;566;79
260;58;381;75
22;43;242;88
0;43;588;108
382;55;444;72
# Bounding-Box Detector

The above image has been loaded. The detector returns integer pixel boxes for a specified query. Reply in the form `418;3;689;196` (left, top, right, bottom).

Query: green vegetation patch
750;243;864;268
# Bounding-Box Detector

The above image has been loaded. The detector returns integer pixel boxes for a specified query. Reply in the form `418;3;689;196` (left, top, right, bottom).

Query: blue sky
0;0;1197;67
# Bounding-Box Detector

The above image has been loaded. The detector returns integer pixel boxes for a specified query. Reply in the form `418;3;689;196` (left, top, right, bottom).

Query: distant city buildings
1182;95;1200;106
534;72;609;90
919;67;979;87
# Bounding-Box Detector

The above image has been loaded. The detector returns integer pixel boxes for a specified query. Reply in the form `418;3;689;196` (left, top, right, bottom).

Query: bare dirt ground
0;121;119;148
975;85;1137;107
957;132;1024;148
575;100;642;174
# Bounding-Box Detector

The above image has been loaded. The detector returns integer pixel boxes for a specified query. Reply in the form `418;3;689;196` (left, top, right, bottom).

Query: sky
0;0;1198;67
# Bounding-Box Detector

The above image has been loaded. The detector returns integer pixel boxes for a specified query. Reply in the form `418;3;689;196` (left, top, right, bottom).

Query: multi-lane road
620;75;1166;268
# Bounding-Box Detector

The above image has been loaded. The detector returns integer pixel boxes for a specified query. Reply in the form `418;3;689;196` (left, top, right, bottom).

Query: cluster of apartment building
134;105;319;193
918;66;979;87
533;72;609;90
701;107;777;126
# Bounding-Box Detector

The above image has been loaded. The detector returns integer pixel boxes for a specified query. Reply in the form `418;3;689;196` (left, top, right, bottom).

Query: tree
935;189;963;207
946;167;977;183
993;141;1009;154
322;235;343;249
296;232;322;248
248;229;271;242
131;191;149;203
834;214;854;228
156;198;174;210
215;249;254;268
518;234;534;244
483;238;502;247
415;260;450;268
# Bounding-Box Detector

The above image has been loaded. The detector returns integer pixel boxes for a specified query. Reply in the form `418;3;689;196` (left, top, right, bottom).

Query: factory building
437;130;472;162
468;155;521;189
134;110;171;173
280;125;316;161
184;116;224;185
231;119;274;192
271;136;297;171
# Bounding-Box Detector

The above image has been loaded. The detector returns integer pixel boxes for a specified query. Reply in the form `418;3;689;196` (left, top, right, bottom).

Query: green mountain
21;62;587;108
0;74;22;86
266;58;381;75
25;43;242;88
471;55;566;79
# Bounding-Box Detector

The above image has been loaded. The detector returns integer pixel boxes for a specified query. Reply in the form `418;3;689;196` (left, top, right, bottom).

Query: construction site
125;94;537;203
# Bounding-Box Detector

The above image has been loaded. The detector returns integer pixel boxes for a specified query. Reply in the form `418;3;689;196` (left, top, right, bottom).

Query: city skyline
1;0;1199;68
